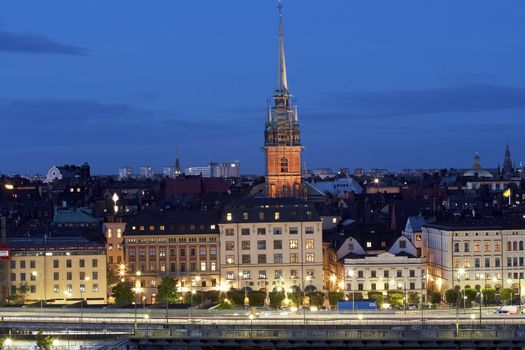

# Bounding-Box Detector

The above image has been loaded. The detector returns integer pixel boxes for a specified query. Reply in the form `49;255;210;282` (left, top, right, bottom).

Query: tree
36;330;53;350
482;288;496;304
269;291;285;309
307;292;325;307
8;283;28;304
408;292;420;305
248;291;266;306
445;289;460;305
157;276;179;304
367;291;384;308
226;289;245;306
464;288;477;303
287;291;304;307
387;291;403;308
430;291;441;304
111;280;135;304
328;292;344;307
500;288;513;304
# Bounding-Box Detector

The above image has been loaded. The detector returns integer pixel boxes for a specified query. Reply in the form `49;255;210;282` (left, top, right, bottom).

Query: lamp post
80;276;90;323
507;278;513;305
397;282;407;315
32;271;42;309
134;271;141;331
348;270;355;311
112;193;119;213
455;267;465;337
421;273;426;322
476;291;482;327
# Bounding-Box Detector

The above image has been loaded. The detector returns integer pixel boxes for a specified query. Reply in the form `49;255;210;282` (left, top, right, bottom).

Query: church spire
503;143;513;174
174;145;181;176
275;0;288;95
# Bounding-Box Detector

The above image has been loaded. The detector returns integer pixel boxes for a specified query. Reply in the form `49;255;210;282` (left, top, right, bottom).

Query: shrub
430;291;441;304
328;292;344;307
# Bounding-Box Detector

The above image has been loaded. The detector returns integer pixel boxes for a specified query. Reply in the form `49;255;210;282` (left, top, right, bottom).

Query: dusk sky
2;1;525;175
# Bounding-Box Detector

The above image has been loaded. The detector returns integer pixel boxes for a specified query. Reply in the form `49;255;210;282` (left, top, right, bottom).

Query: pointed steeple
503;143;513;174
275;1;288;95
174;145;181;176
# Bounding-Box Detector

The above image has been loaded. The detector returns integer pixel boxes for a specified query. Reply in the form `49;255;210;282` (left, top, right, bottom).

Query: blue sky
1;0;525;175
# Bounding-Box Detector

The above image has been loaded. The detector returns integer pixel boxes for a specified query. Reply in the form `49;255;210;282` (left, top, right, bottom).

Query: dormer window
242;212;248;221
226;213;232;221
366;242;372;248
275;212;280;220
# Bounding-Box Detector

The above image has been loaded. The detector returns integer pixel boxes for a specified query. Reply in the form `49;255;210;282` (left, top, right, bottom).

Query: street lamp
4;337;12;349
455;268;465;337
80;276;90;323
31;271;43;309
134;271;142;331
397;282;407;315
112;193;119;213
348;270;355;311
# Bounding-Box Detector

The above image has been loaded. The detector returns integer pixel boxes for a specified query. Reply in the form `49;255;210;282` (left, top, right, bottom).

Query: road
0;306;523;326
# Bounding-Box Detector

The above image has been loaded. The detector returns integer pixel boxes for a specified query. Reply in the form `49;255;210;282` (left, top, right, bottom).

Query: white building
118;167;133;180
219;198;324;294
210;161;240;178
337;224;427;302
162;166;175;178
423;221;525;302
185;166;211;177
139;166;154;179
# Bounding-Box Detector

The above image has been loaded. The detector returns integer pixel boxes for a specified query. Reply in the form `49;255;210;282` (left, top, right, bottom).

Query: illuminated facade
264;6;302;198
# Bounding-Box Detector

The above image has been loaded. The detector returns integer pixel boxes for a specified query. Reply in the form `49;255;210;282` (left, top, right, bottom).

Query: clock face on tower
263;5;302;198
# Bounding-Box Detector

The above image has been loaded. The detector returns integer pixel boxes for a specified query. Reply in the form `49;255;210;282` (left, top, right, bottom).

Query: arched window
507;241;512;251
513;241;518;251
280;157;288;173
520;241;524;251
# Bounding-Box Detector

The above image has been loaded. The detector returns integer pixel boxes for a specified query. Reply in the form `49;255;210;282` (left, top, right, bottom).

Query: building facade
123;210;220;303
219;198;323;294
264;7;302;198
423;221;525;302
7;237;107;305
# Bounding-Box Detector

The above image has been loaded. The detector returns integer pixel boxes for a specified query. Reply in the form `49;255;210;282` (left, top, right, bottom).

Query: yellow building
7;237;107;305
123;210;220;304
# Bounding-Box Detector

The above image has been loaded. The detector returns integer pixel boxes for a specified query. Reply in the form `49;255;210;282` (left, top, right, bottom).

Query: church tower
503;143;513;174
264;3;302;198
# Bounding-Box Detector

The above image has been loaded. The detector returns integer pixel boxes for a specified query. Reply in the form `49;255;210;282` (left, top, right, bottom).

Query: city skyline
2;1;525;174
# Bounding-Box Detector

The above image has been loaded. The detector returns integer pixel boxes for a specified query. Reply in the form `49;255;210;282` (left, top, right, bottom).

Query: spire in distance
275;0;288;95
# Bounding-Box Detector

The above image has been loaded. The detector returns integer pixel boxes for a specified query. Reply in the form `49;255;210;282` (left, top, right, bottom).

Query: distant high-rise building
162;166;175;178
210;161;240;178
185;166;211;177
119;167;133;180
140;166;154;179
264;4;302;198
503;143;513;174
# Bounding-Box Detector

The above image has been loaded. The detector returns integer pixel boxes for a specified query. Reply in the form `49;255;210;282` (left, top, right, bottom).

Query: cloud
0;30;88;55
321;84;525;119
0;98;256;147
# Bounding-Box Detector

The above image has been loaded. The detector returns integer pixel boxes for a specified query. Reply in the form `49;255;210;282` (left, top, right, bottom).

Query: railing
135;328;519;341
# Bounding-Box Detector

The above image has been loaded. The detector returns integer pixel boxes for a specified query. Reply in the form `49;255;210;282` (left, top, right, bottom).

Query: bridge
1;308;525;349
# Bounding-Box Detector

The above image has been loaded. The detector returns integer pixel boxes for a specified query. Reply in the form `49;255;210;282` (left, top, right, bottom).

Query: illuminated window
117;228;122;238
226;213;232;221
275;212;280;220
107;228;112;238
306;253;314;262
226;255;234;264
289;239;298;249
484;242;491;251
366;242;372;248
201;262;206;271
290;253;299;263
160;225;165;231
306;239;314;249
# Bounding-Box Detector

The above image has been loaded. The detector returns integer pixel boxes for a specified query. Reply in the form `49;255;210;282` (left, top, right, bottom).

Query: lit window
226;213;232;221
306;253;314;262
289;239;298;249
201;262;206;271
107;228;112;238
306;239;314;249
117;228;122;238
275;212;280;220
366;242;372;248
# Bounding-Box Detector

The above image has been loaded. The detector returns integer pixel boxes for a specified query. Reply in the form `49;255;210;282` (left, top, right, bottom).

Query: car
493;306;518;315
